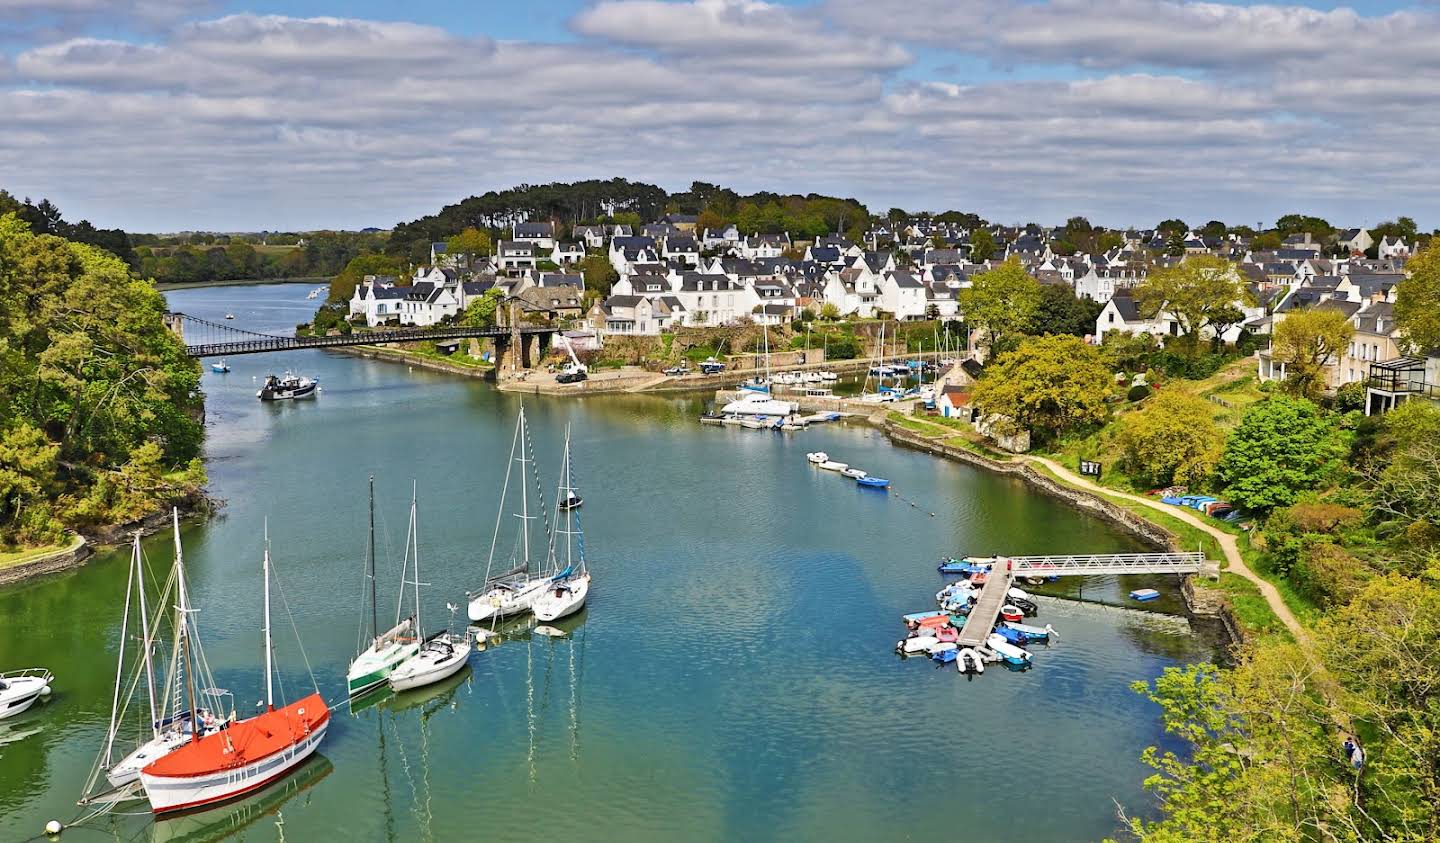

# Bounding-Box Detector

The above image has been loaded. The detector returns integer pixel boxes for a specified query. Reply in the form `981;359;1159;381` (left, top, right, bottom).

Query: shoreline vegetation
154;275;329;291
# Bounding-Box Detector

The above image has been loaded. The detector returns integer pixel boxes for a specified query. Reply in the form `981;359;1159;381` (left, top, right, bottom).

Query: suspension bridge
166;312;558;360
955;552;1207;647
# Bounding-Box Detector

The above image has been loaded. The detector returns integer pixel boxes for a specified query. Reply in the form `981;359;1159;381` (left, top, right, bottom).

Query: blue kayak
857;476;890;488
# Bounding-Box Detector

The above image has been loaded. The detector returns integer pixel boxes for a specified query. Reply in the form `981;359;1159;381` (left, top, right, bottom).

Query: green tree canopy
1032;283;1103;337
958;257;1043;353
968;228;996;261
1134;255;1248;356
970;334;1112;440
1217;396;1345;511
1394;238;1440;353
461;287;505;328
1271;307;1355;398
328;253;407;303
1116;391;1225;487
444;227;492;266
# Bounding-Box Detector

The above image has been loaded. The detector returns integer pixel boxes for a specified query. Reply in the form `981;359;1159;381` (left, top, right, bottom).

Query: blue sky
2;0;1437;232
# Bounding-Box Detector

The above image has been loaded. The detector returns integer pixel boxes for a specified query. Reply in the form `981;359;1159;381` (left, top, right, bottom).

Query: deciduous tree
958;257;1042;353
1271;307;1355;398
970;335;1112;440
1134;255;1248;356
1217;396;1345;511
968;228;995;261
444;227;491;267
1394;238;1440;353
1116;392;1225;487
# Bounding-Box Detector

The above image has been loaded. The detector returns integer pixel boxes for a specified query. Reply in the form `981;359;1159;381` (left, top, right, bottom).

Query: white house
550;241;584;265
673;273;744;326
349;275;407;326
1336;228;1373;255
574;225;606;250
662;235;700;266
512;222;555;251
739;233;789;260
880;270;929;320
1377;236;1411;259
1094;293;1176;339
701;225;740;251
497;240;539;271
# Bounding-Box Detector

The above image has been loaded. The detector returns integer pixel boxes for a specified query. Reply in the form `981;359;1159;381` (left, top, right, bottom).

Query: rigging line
267;551;322;698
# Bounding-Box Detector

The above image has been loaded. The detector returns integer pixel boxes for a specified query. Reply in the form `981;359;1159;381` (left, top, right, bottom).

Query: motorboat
1000;605;1024;624
210;361;230;373
938;556;993;575
558;492;583;511
802;387;836;398
819;371;838;381
840;467;867;479
224;313;235;320
1002;621;1056;641
806;452;829;464
985;633;1033;665
720;390;797;421
857;476;890;488
0;669;52;720
818;460;848;472
389;631;469;692
257;373;317;401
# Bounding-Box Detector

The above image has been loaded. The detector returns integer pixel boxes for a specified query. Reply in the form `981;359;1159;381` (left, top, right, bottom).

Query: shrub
1285;502;1362;534
1116;391;1225;487
1334;381;1367;413
1127;384;1152;402
1292;543;1367;608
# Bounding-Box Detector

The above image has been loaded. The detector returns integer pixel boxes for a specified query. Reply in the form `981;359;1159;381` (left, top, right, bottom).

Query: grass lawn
0;536;80;571
1213;573;1293;641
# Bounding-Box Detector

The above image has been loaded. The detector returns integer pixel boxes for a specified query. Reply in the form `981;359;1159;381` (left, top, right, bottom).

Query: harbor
0;284;1221;842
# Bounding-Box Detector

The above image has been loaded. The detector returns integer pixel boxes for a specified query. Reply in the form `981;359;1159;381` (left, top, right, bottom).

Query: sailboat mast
101;541;137;768
368;475;377;645
134;531;159;737
518;409;531;568
564;430;574;570
411;482;422;636
263;527;274;712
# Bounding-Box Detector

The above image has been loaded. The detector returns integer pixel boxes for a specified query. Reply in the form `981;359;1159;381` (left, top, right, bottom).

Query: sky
2;0;1438;233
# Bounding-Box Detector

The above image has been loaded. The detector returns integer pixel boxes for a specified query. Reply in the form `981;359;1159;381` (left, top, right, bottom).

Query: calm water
0;283;1211;842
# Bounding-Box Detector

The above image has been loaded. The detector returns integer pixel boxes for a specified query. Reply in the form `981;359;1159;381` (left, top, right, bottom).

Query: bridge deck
178;321;555;358
957;569;1014;647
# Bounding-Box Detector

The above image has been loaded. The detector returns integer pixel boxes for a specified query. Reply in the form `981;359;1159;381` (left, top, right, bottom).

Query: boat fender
45;820;63;836
1044;624;1057;639
40;684;51;697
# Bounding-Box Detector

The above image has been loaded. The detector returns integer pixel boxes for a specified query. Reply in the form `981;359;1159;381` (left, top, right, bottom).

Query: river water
0;283;1211;842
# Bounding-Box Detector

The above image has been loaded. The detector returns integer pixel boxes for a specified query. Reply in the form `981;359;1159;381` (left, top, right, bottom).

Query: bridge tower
163;312;185;342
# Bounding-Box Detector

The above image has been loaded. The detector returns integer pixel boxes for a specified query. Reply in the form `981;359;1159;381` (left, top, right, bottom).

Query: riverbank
0;534;91;587
155;276;328;291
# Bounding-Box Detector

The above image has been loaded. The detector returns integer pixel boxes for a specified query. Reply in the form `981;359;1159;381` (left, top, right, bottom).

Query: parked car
663;365;690;376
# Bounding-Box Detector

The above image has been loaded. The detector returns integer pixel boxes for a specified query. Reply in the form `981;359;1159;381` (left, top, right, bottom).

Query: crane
554;333;588;376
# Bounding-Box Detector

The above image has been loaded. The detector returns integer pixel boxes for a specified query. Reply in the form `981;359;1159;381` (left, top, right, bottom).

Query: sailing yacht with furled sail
388;483;469;692
80;511;231;805
347;476;420;697
467;407;555;623
533;426;591;623
138;527;329;814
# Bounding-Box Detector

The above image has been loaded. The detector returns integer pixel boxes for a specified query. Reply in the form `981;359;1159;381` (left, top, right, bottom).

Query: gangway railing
1007;552;1204;577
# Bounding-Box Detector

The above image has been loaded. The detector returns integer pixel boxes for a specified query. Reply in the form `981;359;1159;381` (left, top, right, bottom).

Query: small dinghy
558;492;583;511
991;625;1044;647
999;605;1024;624
902;610;947;624
806;451;829;465
937;557;991;575
224;313;235;320
857;476;890;489
818;460;848;472
985;633;1033;665
969;571;989;585
897;635;938;655
841;467;867;479
1003;621;1056;641
210;360;230;373
956;648;984;674
533;625;567;638
930;643;959;663
935;626;959;644
0;669;53;720
1130;588;1161;602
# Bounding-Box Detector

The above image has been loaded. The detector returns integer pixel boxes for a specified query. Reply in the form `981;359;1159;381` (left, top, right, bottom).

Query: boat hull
346;633;420;697
532;575;590;622
0;673;51;720
467;577;550;622
140;695;328;815
389;637;469;692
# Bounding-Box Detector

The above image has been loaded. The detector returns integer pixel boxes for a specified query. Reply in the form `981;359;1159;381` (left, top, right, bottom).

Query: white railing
1007;552;1204;576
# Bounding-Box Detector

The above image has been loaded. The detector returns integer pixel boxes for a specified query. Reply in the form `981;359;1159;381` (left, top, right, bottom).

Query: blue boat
857;476;890;489
990;625;1044;646
930;647;959;664
1160;495;1184;505
1130;588;1160;601
937;557;992;575
210;361;230;373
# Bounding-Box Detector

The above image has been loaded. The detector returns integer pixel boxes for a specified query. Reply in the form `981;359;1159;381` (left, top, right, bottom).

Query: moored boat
210;361;230;373
0;669;52;720
985;633;1032;665
139;532;329;814
840;467;867;479
532;426;592;624
818;460;848;472
467;407;555;623
347;477;419;697
857;476;890;488
806;451;829;464
257;373;317;401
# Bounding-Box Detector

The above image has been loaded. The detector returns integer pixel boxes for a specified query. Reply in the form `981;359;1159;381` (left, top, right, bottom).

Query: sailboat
738;324;773;393
467;407;555;622
347;476;420;697
533;426;591;623
388;484;469;692
81;512;231;804
139;527;329;814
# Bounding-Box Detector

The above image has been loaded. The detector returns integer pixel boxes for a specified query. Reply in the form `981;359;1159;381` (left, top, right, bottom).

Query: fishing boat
0;669;52;720
210;361;230;374
818;460;848;472
984;633;1032;666
467;408;555;623
139;530;329;815
389;485;469;693
82;517;231;800
806;451;829;464
256;373;317;401
533;426;591;623
857;476;890;489
347;477;420;697
840;467;867;479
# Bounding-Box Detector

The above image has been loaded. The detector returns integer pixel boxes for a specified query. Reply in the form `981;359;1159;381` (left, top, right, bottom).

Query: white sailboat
389;484;469;692
347;476;420;697
533;426;591;623
80;511;232;804
467;407;555;622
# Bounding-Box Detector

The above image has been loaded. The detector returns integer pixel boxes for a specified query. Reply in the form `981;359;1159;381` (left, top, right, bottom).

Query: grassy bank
156;276;329;291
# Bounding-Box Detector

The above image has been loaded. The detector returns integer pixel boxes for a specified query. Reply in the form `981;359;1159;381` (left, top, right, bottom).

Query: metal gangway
955;552;1206;646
